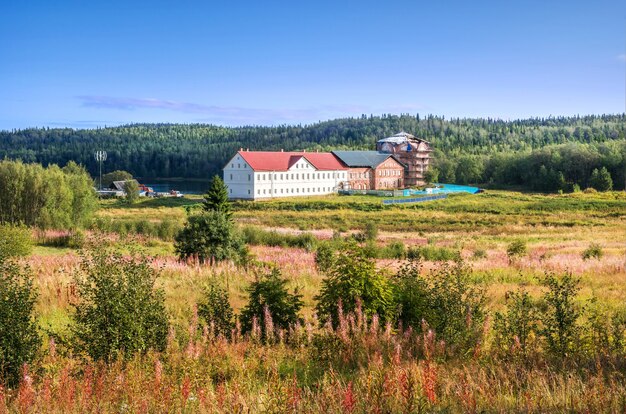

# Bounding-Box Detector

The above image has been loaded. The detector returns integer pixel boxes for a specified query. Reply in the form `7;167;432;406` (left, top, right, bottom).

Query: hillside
1;114;625;190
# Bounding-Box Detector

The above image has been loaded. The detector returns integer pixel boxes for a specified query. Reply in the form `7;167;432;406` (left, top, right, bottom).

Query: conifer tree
202;176;231;218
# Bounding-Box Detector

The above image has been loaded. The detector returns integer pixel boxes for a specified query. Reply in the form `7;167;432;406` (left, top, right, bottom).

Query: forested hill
1;114;625;190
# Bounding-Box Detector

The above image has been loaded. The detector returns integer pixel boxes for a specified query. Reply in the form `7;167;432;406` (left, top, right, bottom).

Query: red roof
237;151;347;171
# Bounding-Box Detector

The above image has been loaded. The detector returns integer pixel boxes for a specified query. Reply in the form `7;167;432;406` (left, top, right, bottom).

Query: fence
382;194;448;205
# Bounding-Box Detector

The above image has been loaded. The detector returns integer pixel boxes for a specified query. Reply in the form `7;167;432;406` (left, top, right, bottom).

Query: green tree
174;211;246;265
198;282;235;338
62;161;98;228
123;180;140;204
202;176;232;218
101;170;133;188
0;258;40;387
240;267;304;339
315;242;396;327
424;167;440;184
72;251;169;362
589;167;613;191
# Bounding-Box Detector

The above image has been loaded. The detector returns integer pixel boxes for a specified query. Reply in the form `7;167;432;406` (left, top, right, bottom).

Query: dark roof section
332;151;405;169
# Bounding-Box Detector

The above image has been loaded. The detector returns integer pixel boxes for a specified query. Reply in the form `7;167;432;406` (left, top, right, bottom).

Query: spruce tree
202;176;231;218
589;167;613;191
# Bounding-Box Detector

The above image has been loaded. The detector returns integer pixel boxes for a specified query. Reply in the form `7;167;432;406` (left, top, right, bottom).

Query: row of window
379;169;401;177
258;186;333;195
237;172;346;181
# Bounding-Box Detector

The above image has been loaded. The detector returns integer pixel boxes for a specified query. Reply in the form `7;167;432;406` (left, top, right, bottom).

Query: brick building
332;151;405;190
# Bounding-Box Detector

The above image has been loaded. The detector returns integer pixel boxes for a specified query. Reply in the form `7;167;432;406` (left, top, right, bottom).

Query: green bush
72;250;169;362
315;242;396;327
314;242;336;273
381;241;406;259
198;282;235;338
175;212;247;265
506;240;527;262
0;258;40;387
240;268;304;340
494;289;538;356
472;249;487;259
392;260;429;330
241;226;317;251
0;224;33;259
582;243;603;260
407;245;460;262
540;272;581;359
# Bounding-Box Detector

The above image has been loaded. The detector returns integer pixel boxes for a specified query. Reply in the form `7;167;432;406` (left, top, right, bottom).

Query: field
3;190;626;412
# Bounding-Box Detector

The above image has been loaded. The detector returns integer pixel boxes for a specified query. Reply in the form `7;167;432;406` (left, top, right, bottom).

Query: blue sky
1;0;624;129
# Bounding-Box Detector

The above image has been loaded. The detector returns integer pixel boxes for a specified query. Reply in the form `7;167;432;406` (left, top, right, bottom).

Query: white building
223;150;349;200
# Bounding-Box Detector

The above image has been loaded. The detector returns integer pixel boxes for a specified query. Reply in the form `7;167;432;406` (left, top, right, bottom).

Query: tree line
0;159;97;229
0;114;624;191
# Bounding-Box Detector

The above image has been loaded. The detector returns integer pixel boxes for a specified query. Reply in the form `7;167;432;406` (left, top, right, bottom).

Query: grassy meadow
3;189;626;412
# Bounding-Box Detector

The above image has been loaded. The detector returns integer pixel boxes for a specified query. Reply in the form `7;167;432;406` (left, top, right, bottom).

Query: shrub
472;249;487;259
382;241;406;259
0;258;40;387
540;272;581;359
240;268;304;339
407;245;460;262
494;289;538;356
364;222;378;242
315;242;396;327
0;224;32;259
198;282;235;338
175;212;247;265
422;260;486;349
314;242;336;273
241;226;318;251
582;243;603;260
157;219;180;240
392;260;429;329
506;240;527;262
72;250;169;362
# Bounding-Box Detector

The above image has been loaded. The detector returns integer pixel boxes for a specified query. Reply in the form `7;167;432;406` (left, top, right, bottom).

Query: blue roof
332;151;403;168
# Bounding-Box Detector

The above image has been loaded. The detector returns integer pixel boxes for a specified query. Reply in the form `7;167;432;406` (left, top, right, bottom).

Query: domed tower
377;132;432;187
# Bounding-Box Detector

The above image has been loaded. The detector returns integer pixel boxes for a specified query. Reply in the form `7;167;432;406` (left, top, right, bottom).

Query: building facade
223;150;348;200
377;132;432;186
332;151;405;190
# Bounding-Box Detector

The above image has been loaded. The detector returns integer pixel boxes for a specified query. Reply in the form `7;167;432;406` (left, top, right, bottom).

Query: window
257;190;260;194
248;189;251;194
238;164;240;168
248;174;251;181
229;189;232;193
280;174;283;180
231;163;234;168
263;189;266;194
229;174;232;180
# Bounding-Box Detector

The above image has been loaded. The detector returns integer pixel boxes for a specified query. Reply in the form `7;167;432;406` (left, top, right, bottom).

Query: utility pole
94;150;107;190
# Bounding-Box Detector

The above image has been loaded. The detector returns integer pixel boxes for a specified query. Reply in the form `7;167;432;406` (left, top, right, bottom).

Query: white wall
223;153;348;200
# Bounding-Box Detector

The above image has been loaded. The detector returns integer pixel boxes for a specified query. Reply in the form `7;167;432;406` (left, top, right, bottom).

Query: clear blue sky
1;0;624;129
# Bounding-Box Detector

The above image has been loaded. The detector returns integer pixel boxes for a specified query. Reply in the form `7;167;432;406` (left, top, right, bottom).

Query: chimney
303;149;306;153
239;147;243;151
246;148;249;151
280;149;284;152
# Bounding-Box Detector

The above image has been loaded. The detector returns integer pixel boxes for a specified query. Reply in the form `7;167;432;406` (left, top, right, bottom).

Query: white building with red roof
223;149;349;199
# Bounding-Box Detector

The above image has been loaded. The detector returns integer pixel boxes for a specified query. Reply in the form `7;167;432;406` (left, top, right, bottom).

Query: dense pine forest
1;114;625;190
